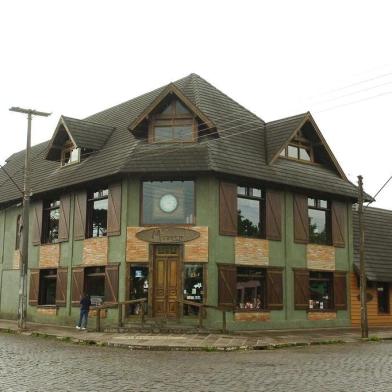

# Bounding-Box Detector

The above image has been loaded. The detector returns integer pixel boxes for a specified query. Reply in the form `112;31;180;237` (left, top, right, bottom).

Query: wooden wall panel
350;273;392;326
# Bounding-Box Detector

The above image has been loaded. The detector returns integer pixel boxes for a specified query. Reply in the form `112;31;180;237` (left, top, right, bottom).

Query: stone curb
1;326;391;352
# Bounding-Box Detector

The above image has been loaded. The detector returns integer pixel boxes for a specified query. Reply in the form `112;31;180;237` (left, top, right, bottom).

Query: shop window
38;269;57;305
86;188;108;238
15;214;22;250
309;271;333;310
41;199;60;244
128;265;149;315
308;198;331;245
237;186;265;237
85;266;105;306
377;282;390;314
142;181;195;224
151;98;195;143
236;267;266;311
183;264;204;316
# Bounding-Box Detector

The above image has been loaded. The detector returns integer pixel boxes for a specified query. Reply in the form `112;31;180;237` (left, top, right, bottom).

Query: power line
365;175;392;209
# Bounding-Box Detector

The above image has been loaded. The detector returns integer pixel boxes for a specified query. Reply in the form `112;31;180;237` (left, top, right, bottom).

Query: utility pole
9;107;51;330
358;175;368;338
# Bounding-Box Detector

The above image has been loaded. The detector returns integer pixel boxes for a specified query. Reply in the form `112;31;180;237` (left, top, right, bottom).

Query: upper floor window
308;197;331;245
280;131;312;162
86;188;108;238
42;199;60;244
237;186;265;237
142;181;195;224
150;99;196;143
61;141;80;166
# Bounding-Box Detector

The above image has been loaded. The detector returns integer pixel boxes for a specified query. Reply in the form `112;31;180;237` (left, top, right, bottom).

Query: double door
153;245;179;318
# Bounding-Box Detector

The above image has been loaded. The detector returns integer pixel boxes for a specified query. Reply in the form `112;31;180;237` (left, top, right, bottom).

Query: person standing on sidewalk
76;293;91;331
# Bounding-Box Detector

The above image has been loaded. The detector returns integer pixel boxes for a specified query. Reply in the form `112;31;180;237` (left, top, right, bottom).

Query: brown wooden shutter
32;201;43;245
55;267;68;307
219;182;237;236
218;264;236;308
29;269;40;306
71;267;84;306
74;191;87;241
58;194;71;242
266;268;284;310
266;190;283;241
107;182;122;236
293;194;309;244
104;264;119;303
294;269;309;310
334;271;347;310
331;201;346;248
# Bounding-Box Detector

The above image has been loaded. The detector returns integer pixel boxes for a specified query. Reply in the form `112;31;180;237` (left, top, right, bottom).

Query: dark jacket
80;296;91;311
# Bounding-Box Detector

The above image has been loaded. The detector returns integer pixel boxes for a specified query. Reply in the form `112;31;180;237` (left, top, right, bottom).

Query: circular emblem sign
159;194;178;213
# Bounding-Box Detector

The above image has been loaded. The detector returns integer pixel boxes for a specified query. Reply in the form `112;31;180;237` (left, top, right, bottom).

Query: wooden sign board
136;227;200;243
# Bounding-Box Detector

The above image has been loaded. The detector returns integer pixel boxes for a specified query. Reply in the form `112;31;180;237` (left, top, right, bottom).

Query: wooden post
222;310;227;334
118;304;123;328
198;305;203;329
96;308;101;332
358;175;369;338
141;301;145;326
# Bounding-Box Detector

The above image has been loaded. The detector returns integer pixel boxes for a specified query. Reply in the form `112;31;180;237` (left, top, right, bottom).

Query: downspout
0;208;7;312
284;191;288;321
68;194;75;317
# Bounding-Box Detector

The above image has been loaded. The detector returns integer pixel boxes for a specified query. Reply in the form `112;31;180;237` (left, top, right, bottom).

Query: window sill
235;309;270;313
141;223;196;227
37;305;57;308
307;309;335;313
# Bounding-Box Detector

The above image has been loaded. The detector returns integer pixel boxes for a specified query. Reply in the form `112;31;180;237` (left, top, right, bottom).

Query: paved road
1;333;392;392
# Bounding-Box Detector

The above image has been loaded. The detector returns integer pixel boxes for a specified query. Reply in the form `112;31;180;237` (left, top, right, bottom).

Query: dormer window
150;98;196;143
279;130;312;162
61;141;80;166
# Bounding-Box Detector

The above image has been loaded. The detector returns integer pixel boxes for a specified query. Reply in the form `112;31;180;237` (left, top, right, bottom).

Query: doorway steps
103;319;219;334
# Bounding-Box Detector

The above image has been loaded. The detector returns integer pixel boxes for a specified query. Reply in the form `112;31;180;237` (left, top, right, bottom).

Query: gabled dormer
128;83;215;143
266;112;347;180
45;116;115;166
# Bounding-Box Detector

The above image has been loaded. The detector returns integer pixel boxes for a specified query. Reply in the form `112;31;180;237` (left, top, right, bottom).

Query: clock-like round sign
159;194;178;213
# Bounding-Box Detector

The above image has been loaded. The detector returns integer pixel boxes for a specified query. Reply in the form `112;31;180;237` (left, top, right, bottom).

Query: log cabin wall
350;273;392;326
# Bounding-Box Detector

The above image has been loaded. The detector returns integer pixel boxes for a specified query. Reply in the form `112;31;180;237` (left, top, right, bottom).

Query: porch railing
94;298;147;332
176;299;233;333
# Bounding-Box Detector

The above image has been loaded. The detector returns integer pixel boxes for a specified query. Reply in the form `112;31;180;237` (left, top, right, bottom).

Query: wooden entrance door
153;245;179;318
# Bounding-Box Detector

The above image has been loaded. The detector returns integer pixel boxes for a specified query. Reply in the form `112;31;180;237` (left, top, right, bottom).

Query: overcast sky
1;1;391;208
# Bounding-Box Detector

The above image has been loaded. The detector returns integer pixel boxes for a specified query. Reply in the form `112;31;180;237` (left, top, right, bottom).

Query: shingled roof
0;73;360;206
353;207;392;282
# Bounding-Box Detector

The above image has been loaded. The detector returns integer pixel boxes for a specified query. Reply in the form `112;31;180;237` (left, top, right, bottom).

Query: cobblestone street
1;333;392;392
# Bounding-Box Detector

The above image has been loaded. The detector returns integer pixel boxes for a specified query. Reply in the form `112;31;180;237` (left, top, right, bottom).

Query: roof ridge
266;112;309;125
188;74;265;124
62;115;115;129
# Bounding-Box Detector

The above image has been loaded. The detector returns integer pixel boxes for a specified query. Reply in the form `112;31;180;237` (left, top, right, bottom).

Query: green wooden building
0;74;359;330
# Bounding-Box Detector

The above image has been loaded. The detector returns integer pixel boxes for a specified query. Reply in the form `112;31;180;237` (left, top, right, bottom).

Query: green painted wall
0;175;353;330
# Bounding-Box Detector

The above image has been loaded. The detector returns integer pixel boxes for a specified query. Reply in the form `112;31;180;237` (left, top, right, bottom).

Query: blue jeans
78;309;89;328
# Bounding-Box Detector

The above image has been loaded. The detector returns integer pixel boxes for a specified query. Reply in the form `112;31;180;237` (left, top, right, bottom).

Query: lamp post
9;107;51;330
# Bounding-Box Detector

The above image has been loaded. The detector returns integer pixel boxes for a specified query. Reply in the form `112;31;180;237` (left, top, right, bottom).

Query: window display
309;271;333;310
84;266;105;306
236;267;266;310
39;269;57;305
129;265;149;315
183;264;203;316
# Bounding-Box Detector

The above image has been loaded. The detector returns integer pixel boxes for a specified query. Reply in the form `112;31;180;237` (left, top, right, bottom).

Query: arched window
150;99;196;143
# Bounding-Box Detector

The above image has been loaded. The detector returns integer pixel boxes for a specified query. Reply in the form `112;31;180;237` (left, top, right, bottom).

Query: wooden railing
176;299;233;333
94;298;147;332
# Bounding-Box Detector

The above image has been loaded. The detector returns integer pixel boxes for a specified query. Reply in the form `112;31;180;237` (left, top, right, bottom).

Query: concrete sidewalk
1;319;391;351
